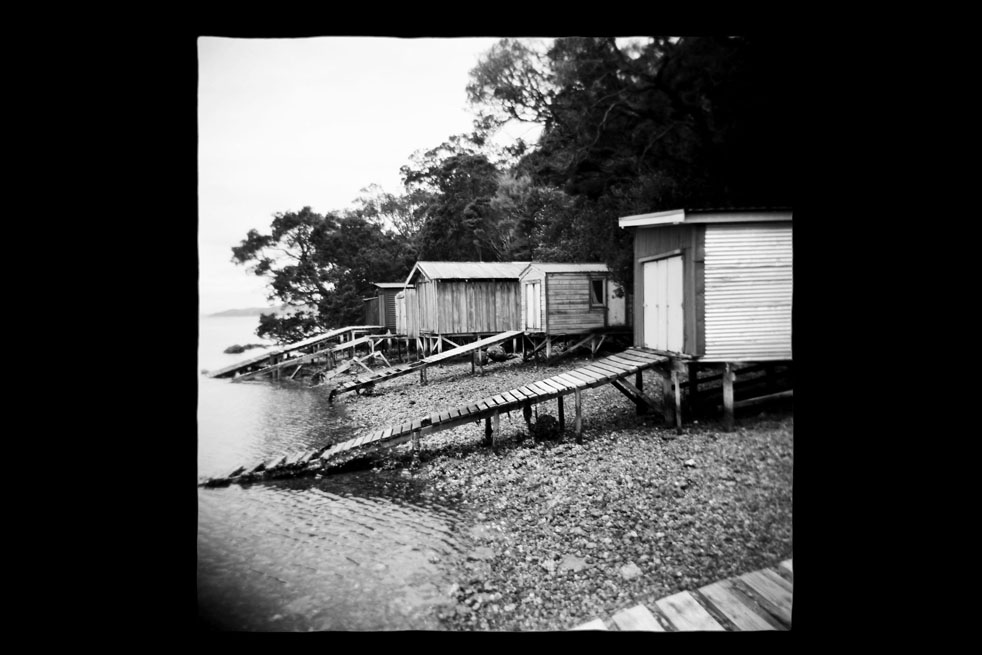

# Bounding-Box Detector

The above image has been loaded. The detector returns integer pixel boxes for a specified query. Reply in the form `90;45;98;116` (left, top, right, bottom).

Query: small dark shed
618;208;792;362
362;282;406;332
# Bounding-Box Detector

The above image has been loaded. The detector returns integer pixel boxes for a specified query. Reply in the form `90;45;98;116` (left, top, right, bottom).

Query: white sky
198;36;544;315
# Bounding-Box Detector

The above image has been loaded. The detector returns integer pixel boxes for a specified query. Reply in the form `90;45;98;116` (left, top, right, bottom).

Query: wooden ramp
232;334;380;383
328;329;524;400
200;347;667;487
571;558;793;631
206;325;383;379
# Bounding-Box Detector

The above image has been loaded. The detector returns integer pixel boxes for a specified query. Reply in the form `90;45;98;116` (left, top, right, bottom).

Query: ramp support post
722;363;735;432
574;387;583;444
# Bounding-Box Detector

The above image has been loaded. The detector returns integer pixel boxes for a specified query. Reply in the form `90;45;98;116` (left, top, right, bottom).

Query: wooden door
642;256;683;351
525;282;541;330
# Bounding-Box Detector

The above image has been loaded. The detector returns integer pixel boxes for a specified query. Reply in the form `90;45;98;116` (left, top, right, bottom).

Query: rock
467;546;495;561
684;458;697;467
620;562;642;580
469;524;494;540
558;554;588;573
541;559;557;573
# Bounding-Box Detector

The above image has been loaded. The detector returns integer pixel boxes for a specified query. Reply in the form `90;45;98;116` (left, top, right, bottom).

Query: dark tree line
232;36;792;343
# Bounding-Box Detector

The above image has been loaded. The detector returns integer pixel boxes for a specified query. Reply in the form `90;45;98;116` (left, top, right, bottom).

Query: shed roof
618;207;792;229
405;261;530;284
373;282;411;289
519;262;610;278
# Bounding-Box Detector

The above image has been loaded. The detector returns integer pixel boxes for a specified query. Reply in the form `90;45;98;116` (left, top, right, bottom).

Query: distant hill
207;305;314;318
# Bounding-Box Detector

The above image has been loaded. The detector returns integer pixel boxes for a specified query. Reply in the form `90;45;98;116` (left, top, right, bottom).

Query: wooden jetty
327;329;524;400
205;325;383;380
199;347;669;487
571;558;793;631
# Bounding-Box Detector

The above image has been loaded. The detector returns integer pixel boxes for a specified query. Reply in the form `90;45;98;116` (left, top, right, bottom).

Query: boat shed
618;208;792;362
362;282;407;333
519;262;629;335
404;261;528;338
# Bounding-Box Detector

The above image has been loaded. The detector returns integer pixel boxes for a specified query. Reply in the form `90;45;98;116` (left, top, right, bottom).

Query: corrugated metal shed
406;261;530;284
703;224;792;361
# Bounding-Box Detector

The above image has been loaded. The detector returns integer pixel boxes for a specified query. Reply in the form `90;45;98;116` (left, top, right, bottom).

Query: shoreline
332;353;793;631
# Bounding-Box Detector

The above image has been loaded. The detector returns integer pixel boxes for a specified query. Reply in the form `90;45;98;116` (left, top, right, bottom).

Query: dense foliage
233;36;792;342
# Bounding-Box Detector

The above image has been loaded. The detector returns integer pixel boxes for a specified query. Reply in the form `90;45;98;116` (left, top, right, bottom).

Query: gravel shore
333;353;794;631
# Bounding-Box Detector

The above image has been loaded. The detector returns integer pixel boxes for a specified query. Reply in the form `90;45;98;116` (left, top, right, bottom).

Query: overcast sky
197;36;547;315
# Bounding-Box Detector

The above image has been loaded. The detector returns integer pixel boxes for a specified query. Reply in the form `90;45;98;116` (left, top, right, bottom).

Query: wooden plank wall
404;288;419;338
546;272;607;334
363;296;379;326
632;225;705;355
417;280;521;335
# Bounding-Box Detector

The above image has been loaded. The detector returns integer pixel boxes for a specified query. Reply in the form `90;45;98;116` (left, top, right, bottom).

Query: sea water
197;315;465;631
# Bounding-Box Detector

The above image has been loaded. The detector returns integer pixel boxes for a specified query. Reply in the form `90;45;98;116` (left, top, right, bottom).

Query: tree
401;136;504;261
231;206;415;343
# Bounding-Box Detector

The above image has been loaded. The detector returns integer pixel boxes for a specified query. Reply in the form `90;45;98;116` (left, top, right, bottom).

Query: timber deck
328;329;524;400
206;325;383;379
200;347;668;487
571;558;793;631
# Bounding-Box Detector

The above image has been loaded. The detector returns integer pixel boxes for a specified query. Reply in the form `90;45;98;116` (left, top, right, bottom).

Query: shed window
590;277;606;307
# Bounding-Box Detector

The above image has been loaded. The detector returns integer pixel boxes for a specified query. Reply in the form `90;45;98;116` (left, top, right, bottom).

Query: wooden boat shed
403;261;528;355
519;262;629;334
618;207;792;427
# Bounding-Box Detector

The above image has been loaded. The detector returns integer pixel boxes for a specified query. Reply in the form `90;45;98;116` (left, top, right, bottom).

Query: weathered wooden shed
518;262;629;334
362;283;406;333
618;208;792;361
404;261;528;352
395;287;418;338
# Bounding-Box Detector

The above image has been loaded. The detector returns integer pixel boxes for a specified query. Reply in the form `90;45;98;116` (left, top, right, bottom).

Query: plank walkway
200;347;668;487
571;559;793;631
232;334;379;383
206;325;383;379
327;329;524;400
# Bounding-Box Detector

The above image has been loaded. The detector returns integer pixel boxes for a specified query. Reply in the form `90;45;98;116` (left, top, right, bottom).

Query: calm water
197;316;467;631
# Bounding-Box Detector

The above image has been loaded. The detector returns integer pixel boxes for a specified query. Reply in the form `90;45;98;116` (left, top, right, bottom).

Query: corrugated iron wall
703;223;792;361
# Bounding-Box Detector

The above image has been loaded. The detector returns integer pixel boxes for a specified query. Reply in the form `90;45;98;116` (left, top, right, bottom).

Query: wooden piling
557;395;565;432
420;366;427;385
661;367;675;425
574;387;583;444
635;370;646;416
687;362;699;413
672;366;682;434
484;416;493;446
492;409;500;449
722;363;735;432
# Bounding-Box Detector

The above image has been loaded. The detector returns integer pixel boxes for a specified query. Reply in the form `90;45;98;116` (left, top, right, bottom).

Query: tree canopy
231;36;792;342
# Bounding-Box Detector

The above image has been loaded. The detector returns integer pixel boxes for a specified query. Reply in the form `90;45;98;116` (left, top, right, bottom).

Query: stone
619;562;643;580
684;458;697;467
467;546;495;561
558;554;588;573
541;559;557;573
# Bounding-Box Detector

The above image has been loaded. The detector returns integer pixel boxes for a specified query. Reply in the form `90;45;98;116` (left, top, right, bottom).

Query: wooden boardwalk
327;329;524;400
572;559;793;631
206;325;383;379
200;347;668;486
